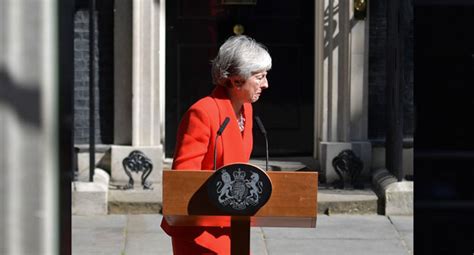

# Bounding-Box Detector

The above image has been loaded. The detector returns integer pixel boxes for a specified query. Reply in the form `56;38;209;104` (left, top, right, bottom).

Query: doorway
165;0;315;157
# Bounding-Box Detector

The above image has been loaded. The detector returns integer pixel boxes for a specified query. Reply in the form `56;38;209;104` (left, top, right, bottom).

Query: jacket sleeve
171;107;211;170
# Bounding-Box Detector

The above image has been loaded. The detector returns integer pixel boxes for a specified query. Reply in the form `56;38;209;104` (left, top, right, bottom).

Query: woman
161;35;272;254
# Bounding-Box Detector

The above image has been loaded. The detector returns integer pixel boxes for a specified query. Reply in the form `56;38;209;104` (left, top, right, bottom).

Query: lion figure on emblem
245;172;263;206
217;170;233;205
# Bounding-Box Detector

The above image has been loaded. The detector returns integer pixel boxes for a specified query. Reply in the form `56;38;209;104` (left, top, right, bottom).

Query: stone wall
74;0;114;144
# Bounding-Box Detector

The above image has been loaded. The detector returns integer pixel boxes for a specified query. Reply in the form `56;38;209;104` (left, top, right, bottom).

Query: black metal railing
88;0;96;182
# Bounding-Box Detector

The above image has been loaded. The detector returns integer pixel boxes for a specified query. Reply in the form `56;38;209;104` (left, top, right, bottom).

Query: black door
415;5;474;198
165;0;314;157
415;5;474;254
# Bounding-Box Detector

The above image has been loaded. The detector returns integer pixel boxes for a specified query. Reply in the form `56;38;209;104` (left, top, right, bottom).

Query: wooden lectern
162;164;318;255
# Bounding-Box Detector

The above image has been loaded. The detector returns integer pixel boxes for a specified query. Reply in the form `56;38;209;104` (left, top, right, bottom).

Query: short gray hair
211;35;272;87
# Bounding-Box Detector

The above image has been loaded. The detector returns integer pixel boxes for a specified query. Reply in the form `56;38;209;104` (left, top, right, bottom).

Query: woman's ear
230;77;243;88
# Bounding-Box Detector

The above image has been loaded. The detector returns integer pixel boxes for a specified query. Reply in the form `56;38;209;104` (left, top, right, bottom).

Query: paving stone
71;214;413;255
400;232;414;254
389;216;413;233
251;227;268;255
125;232;172;255
72;215;127;229
262;215;399;240
72;228;125;255
389;216;413;253
126;214;163;233
265;238;408;255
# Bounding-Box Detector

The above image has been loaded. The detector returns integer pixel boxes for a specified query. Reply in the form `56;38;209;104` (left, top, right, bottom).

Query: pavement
73;157;413;254
72;214;413;255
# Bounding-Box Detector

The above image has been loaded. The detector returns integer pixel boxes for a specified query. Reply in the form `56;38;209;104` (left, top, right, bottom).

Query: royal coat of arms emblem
207;163;272;215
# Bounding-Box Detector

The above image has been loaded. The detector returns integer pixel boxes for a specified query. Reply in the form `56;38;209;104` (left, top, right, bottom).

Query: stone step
317;187;378;215
107;185;378;215
108;186;162;214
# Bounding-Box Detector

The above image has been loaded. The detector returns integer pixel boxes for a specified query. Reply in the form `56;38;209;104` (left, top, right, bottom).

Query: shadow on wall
0;69;42;127
323;3;361;59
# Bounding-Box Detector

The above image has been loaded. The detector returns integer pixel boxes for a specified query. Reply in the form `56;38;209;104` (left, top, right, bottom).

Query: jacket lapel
211;86;250;165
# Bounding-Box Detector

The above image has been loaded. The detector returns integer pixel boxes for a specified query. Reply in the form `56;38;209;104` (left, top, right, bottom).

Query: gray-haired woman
161;35;272;254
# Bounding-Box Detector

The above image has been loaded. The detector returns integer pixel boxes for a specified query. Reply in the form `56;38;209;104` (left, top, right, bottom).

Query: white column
320;0;351;143
338;0;351;142
111;0;164;196
350;1;369;141
132;0;161;147
317;0;371;183
1;0;58;253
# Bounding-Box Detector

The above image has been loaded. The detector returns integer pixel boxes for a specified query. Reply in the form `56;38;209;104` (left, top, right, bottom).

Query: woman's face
233;71;269;104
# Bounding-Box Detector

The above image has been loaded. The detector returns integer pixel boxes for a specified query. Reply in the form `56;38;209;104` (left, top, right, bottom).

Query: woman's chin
251;95;261;103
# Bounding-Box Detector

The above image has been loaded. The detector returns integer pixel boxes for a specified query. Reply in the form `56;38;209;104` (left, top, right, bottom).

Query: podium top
162;169;318;228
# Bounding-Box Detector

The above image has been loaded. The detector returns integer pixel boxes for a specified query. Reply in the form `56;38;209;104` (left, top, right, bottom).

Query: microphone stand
255;116;269;171
263;130;269;171
214;135;219;171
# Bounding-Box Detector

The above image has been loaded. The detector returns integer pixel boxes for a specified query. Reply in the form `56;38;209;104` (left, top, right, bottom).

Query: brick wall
73;0;114;144
368;0;414;145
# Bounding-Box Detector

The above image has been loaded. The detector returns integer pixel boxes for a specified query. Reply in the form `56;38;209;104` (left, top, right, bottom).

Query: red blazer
161;85;253;237
171;85;253;170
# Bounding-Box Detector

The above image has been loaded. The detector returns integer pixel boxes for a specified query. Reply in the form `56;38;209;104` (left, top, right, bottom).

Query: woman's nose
261;78;269;89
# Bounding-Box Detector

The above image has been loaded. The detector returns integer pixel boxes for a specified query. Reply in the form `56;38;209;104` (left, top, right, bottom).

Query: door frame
160;0;324;159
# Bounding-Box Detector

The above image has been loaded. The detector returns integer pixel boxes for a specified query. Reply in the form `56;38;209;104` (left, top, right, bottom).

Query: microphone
217;117;230;136
255;116;269;171
214;117;230;170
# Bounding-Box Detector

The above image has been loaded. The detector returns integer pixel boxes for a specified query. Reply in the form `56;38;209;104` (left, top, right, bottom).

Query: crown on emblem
233;169;246;180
